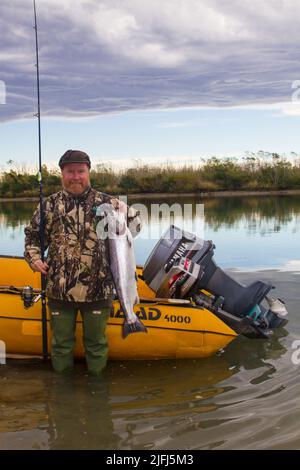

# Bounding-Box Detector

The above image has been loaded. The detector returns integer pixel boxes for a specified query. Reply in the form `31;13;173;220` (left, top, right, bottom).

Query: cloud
1;0;300;122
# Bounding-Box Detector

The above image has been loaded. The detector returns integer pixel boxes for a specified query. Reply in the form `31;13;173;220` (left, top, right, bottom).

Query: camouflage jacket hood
24;188;141;302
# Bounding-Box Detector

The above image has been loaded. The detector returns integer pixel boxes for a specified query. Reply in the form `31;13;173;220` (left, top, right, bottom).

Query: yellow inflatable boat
0;255;237;360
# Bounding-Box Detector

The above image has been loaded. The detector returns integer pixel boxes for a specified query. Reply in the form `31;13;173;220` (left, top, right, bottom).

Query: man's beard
63;181;89;195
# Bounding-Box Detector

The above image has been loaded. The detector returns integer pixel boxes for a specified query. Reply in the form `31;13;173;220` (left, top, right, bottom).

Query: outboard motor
143;225;288;337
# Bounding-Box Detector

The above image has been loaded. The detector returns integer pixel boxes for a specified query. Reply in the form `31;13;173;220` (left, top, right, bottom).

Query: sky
1;0;300;170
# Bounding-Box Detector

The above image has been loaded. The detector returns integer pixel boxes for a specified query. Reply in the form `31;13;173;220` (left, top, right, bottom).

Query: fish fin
126;233;132;247
122;318;147;339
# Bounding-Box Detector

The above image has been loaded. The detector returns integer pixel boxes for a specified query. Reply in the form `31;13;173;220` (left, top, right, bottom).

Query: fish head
95;203;128;240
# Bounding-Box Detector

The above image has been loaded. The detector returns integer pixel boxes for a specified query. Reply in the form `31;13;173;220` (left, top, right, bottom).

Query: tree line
1;154;300;198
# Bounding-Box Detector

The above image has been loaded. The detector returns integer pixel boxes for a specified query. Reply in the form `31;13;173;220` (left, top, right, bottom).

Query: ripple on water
0;269;299;449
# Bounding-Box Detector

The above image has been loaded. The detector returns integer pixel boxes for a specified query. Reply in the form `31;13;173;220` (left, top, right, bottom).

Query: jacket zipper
76;200;80;239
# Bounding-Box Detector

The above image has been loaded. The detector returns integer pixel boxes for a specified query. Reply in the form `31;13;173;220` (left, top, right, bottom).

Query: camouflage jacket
24;187;141;302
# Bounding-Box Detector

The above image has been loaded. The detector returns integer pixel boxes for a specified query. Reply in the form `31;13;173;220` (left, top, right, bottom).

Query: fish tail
122;318;147;339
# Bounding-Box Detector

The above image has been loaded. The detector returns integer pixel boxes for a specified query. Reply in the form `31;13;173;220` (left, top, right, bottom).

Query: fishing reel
21;286;41;309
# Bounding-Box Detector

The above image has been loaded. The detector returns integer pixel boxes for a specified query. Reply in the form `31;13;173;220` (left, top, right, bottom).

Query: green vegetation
1;154;300;198
0;165;61;198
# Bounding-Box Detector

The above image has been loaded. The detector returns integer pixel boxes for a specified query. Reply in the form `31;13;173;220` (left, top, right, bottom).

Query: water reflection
133;195;300;234
0;362;120;450
0;202;36;228
203;196;300;232
0;360;50;449
1;195;300;231
107;328;289;448
110;357;234;415
221;328;288;372
47;371;119;450
0;320;293;450
0;193;298;450
1;196;300;270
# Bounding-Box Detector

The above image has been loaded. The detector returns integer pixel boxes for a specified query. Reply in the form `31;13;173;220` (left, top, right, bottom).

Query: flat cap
59;150;91;169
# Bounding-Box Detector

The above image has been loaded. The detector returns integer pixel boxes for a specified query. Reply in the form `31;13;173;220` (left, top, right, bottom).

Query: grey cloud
1;0;300;122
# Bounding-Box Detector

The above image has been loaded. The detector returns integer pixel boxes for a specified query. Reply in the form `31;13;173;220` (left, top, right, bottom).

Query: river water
0;195;299;450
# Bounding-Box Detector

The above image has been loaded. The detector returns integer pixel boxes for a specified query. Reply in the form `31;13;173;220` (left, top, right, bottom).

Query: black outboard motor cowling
143;225;288;335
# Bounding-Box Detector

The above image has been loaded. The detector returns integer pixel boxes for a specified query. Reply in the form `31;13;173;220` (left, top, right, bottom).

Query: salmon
96;204;147;338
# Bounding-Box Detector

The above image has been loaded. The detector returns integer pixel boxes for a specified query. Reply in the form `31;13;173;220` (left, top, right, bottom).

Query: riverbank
1;155;300;199
127;189;300;200
1;189;300;202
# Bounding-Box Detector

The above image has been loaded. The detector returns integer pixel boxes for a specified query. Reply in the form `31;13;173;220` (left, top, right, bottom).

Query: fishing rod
33;0;48;360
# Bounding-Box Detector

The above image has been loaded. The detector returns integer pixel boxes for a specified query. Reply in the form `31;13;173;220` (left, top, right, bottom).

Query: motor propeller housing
143;225;288;337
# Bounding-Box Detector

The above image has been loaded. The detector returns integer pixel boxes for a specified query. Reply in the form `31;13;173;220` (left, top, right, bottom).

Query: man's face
61;163;90;195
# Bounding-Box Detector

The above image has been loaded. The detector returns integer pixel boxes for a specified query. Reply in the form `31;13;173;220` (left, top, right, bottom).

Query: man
24;150;141;375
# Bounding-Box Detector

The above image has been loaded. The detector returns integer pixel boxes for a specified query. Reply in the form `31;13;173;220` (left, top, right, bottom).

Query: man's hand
32;260;49;275
116;199;128;214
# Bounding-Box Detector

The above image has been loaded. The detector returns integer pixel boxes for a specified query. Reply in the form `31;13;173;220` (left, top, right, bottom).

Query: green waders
48;298;111;376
